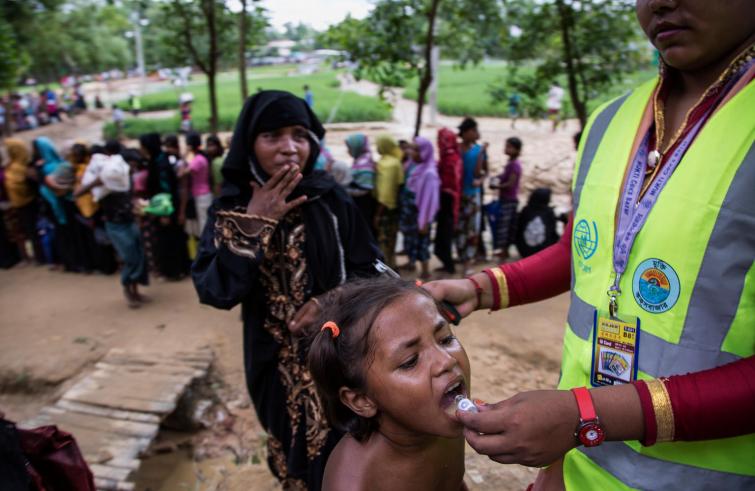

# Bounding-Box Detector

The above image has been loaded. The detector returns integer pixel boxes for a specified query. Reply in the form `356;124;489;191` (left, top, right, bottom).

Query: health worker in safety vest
425;1;755;489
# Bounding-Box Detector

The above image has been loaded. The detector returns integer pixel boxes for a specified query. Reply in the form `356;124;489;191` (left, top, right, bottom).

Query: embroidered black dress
192;91;381;490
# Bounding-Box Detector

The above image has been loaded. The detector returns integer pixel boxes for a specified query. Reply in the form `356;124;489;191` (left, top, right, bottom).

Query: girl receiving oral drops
308;277;479;491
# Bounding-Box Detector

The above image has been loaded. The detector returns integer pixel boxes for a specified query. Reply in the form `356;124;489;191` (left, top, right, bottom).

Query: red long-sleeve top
499;216;755;443
501;216;572;307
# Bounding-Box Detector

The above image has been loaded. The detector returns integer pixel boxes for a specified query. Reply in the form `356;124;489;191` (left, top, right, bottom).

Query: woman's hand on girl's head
457;390;578;468
246;164;307;221
289;297;321;336
422;279;479;318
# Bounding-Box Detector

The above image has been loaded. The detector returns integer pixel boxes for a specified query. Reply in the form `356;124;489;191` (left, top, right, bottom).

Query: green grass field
105;62;659;138
104;68;392;139
403;62;657;118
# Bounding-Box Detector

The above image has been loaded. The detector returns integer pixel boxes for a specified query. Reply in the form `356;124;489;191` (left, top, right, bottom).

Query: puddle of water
133;434;279;491
136;449;236;491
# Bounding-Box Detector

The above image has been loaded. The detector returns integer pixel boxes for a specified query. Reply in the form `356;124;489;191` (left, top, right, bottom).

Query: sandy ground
0;76;578;490
0;265;568;491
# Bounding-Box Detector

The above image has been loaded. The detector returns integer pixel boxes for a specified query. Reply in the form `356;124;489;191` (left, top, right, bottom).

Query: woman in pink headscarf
398;136;440;279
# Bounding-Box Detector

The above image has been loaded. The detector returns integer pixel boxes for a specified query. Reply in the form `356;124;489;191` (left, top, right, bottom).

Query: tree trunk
555;0;587;128
206;0;219;132
238;0;248;101
414;0;441;137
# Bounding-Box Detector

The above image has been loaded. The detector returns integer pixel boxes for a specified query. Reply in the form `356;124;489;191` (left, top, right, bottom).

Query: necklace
642;43;755;193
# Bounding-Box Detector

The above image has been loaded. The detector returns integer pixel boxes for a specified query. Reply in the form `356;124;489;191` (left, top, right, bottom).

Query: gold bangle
218;209;279;226
647;378;675;443
249;214;279;226
491;267;510;309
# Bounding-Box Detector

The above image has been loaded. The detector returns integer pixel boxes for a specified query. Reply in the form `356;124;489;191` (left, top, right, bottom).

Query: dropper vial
455;394;479;413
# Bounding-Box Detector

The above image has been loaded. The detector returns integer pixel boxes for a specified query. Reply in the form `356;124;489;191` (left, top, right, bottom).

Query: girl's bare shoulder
322;434;374;491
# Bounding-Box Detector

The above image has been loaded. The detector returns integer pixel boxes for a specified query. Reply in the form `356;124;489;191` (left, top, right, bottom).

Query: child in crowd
490;137;522;261
112;105;124;138
205;134;225;196
309;277;471;490
515;187;559;258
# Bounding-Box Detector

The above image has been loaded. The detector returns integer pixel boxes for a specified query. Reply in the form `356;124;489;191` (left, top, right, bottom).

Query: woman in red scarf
434;127;463;275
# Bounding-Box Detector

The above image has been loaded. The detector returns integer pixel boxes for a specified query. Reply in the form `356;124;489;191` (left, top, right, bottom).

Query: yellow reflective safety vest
559;77;755;489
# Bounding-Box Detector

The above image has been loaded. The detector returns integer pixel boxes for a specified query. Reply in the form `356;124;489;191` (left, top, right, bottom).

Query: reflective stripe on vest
570;93;631;290
562;78;755;489
578;442;755;490
573;93;630;214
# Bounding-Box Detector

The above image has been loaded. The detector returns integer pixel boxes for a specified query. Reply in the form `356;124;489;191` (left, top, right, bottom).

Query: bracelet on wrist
482;268;501;311
224;209;279;226
490;266;509;310
646;378;675;443
632;380;658;446
466;276;484;310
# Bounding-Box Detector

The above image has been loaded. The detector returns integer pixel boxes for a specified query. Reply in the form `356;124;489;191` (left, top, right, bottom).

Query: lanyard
607;101;713;316
607;59;752;316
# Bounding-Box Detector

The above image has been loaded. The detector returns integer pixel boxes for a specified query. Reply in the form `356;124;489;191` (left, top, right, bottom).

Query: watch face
578;422;605;447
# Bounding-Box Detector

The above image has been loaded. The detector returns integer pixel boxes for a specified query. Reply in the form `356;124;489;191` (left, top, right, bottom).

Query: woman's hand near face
458;390;579;467
246;164;307;221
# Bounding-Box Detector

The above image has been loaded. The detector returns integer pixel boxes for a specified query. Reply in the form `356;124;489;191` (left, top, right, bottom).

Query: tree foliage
321;0;504;134
0;17;27;89
1;0;132;83
500;0;647;127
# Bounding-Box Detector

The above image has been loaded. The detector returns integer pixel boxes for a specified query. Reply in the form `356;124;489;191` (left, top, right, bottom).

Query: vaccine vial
455;395;479;413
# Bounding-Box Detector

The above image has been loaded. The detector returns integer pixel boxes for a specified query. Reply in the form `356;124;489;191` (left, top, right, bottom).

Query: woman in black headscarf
192;91;381;489
140;133;190;280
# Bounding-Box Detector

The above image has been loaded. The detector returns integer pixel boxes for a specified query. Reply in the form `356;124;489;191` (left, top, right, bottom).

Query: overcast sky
227;0;374;31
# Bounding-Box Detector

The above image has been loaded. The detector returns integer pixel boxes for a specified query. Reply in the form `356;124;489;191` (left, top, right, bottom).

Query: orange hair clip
321;321;340;338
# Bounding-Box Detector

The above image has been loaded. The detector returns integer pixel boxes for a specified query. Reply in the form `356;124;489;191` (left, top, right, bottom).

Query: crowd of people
0;87;89;135
0;131;226;306
322;118;562;279
0;113;562;296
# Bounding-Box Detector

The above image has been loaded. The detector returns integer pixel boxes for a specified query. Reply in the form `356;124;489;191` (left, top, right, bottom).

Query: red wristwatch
571;387;605;447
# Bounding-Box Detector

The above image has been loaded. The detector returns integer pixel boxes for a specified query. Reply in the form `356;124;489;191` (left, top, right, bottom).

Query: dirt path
0;262;567;490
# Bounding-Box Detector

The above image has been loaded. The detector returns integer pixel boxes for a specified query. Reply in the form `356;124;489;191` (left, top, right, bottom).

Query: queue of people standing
0;131;227;307
337;117;549;280
0;87;88;136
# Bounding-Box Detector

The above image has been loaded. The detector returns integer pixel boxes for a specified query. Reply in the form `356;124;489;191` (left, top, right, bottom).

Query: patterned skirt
377;208;399;267
494;200;518;250
455;194;481;262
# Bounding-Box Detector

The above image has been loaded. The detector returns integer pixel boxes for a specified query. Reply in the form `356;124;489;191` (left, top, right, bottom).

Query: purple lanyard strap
607;65;751;316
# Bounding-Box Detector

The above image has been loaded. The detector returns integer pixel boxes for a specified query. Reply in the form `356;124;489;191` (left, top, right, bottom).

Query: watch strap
571;387;597;421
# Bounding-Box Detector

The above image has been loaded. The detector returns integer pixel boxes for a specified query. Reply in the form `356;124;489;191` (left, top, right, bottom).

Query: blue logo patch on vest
632;259;680;313
573;219;598;260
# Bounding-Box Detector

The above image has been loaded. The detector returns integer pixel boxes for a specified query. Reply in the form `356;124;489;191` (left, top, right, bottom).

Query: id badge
590;310;640;387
